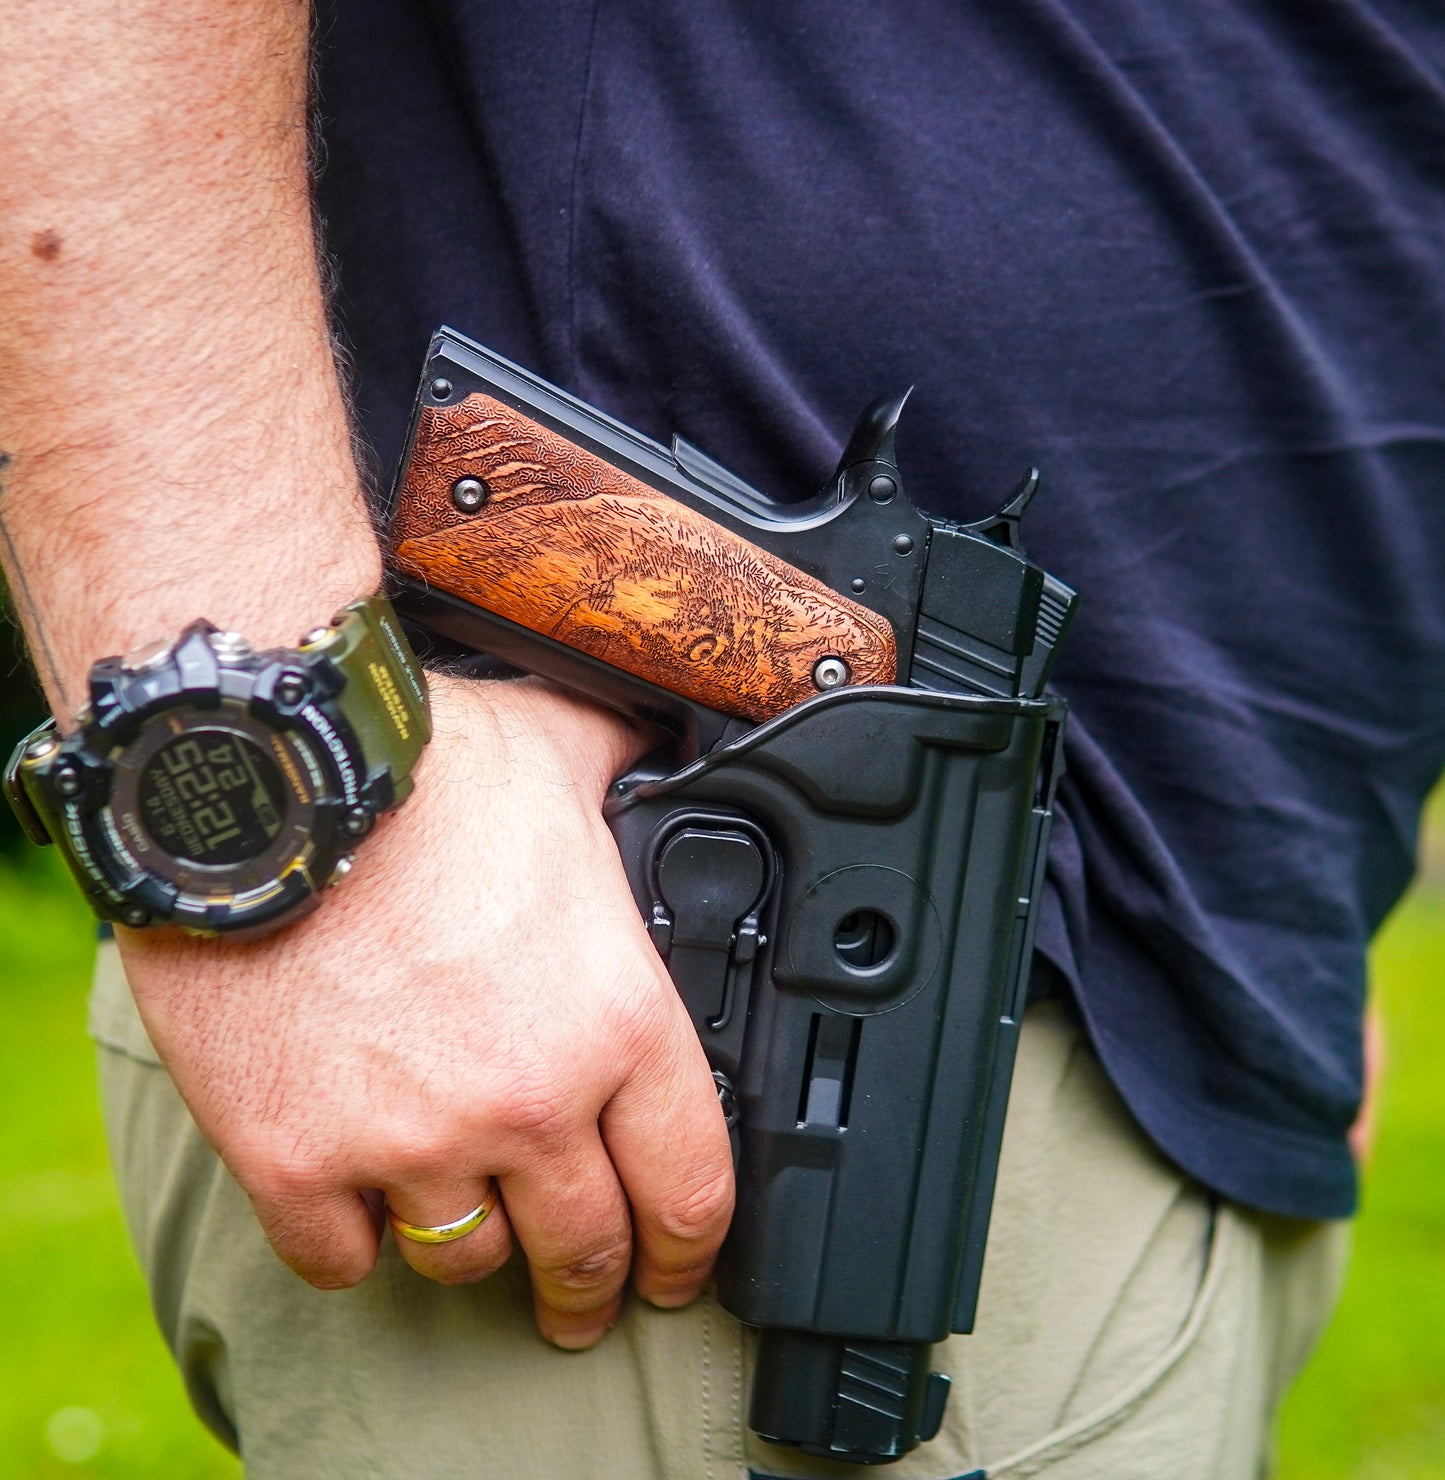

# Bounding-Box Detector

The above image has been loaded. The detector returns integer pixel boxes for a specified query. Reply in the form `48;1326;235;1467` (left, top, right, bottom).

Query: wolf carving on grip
388;328;1077;1466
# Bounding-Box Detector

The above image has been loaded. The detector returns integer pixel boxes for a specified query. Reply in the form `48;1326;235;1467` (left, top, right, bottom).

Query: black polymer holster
390;330;1076;1465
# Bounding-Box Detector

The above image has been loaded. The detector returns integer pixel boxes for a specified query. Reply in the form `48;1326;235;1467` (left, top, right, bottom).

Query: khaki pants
91;942;1347;1479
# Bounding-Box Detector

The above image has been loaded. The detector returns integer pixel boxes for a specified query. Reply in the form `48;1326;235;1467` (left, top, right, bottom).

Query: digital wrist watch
4;594;429;937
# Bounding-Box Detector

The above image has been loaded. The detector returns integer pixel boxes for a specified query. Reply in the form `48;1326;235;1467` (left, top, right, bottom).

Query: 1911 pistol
388;328;1077;1466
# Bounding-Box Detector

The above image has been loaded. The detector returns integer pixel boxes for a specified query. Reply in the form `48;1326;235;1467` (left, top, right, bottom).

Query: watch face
137;728;288;866
102;701;332;904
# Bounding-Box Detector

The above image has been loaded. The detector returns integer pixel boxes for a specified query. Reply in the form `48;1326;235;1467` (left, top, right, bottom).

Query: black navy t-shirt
314;1;1445;1220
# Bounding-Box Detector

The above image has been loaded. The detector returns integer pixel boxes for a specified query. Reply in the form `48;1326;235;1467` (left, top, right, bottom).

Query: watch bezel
42;624;367;934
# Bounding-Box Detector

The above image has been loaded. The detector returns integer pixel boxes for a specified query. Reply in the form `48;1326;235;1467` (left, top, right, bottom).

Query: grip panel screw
812;656;850;691
451;477;490;513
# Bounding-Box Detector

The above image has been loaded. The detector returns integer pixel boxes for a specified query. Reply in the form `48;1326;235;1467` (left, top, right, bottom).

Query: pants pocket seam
984;1199;1231;1476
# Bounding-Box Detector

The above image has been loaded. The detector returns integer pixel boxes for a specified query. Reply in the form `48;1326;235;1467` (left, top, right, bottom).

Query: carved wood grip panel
390;393;898;721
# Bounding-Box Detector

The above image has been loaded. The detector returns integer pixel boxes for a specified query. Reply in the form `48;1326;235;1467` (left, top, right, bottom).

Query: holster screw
714;1072;740;1128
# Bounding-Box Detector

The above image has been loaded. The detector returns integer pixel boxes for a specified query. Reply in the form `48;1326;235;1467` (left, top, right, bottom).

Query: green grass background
1;824;1442;1478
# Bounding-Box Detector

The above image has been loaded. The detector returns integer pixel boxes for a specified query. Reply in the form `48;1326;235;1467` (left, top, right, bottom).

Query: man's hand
119;675;734;1347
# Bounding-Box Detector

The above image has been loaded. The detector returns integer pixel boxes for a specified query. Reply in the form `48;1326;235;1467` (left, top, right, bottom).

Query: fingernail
636;1272;708;1309
640;1286;701;1310
543;1318;614;1351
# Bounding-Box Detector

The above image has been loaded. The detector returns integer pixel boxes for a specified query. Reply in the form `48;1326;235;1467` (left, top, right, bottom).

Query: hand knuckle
492;1073;570;1140
609;985;672;1062
501;1093;566;1139
373;1127;463;1183
657;1166;734;1245
242;1145;335;1208
549;1233;632;1294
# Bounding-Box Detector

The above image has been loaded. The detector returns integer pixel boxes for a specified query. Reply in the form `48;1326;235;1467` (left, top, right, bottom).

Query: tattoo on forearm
0;452;74;718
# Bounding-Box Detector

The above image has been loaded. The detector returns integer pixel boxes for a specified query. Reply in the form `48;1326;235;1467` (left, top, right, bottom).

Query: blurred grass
1275;812;1445;1479
0;853;239;1479
0;815;1442;1477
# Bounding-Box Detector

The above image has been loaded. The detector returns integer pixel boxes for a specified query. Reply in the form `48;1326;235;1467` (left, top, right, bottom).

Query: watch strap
304;594;431;805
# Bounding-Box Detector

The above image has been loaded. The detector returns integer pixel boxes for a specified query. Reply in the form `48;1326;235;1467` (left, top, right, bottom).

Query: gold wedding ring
387;1184;499;1245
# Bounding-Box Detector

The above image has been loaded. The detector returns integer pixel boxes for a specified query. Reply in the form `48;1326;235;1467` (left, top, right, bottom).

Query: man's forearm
0;0;377;723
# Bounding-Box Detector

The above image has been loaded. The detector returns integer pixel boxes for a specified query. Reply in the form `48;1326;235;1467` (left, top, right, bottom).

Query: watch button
207;631;253;662
121;636;172;673
24;731;60;762
341;806;373;837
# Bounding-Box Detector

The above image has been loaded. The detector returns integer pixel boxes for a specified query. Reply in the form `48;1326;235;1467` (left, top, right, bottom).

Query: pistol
388;328;1076;1465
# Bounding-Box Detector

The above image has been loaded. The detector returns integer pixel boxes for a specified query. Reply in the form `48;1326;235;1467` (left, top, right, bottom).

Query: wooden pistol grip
390;393;897;722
